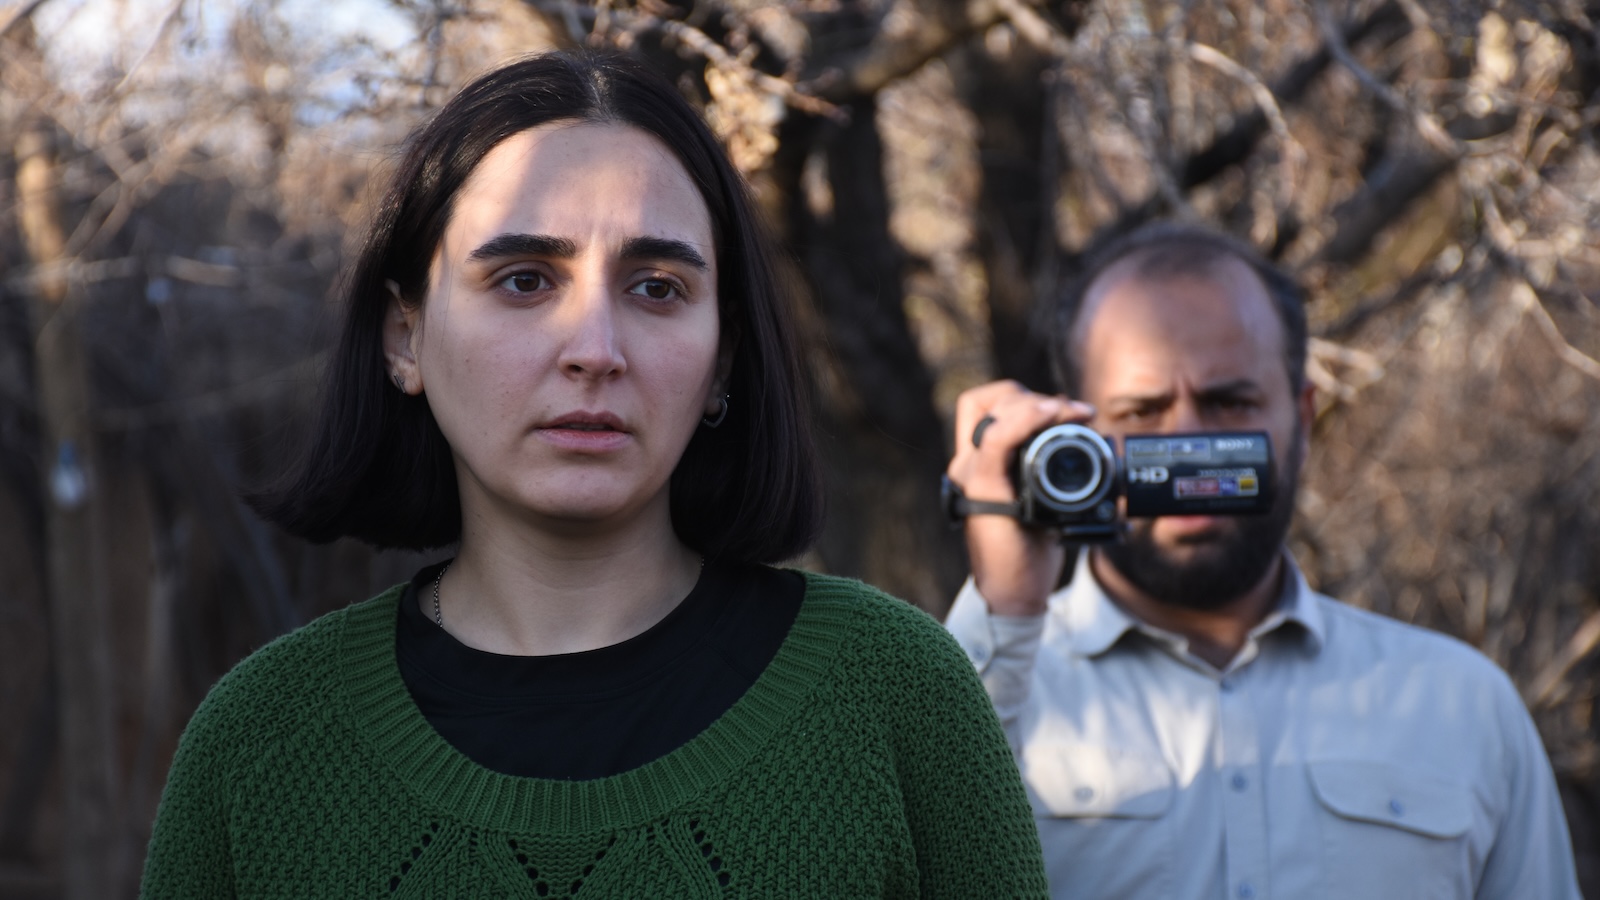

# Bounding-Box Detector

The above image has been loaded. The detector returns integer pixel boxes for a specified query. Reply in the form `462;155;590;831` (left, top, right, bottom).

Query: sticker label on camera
1173;471;1260;498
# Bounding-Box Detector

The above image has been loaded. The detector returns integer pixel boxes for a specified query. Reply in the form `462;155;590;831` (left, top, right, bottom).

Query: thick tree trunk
777;102;968;612
15;118;121;898
957;41;1058;391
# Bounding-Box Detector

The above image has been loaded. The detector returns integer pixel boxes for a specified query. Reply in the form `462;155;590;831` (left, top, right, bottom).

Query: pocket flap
1022;742;1174;818
1308;759;1472;839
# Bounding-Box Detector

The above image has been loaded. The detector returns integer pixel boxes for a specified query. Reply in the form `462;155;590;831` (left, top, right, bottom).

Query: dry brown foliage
1;0;1596;893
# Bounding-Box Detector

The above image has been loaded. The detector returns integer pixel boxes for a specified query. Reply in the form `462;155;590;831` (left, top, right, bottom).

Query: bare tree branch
1311;147;1457;266
809;0;1016;101
1313;4;1460;159
656;16;843;118
0;0;50;43
993;0;1072;54
1181;0;1406;189
1530;608;1600;707
1187;41;1306;242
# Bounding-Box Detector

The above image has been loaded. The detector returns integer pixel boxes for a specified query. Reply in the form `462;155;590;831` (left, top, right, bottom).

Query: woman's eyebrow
620;236;709;271
468;233;577;261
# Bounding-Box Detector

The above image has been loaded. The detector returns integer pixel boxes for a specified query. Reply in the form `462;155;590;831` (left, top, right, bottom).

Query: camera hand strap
940;475;1021;525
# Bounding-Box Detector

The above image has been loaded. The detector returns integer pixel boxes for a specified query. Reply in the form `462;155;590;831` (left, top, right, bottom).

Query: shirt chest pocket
1021;742;1179;897
1307;760;1477;900
1022;742;1175;818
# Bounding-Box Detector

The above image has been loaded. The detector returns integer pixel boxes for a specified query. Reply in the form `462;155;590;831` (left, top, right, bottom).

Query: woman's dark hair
250;51;823;564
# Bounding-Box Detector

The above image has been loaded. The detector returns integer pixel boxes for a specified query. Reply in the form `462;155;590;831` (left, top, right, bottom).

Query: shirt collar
1057;547;1325;658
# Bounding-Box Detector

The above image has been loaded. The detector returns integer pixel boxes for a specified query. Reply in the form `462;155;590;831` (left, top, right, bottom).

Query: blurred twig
1530;609;1600;708
1186;41;1306;243
1312;2;1460;159
0;0;49;42
94;353;327;432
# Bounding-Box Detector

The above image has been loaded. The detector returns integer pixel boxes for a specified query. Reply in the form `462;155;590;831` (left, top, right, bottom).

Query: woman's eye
630;278;681;302
501;272;547;293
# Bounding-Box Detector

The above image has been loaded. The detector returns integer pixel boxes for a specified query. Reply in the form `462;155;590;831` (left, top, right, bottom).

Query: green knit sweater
141;572;1047;898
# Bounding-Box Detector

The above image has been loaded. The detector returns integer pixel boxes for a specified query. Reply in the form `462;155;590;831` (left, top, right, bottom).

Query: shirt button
1219;680;1235;693
1237;883;1256;899
1074;786;1095;802
1231;773;1248;792
1389;798;1405;817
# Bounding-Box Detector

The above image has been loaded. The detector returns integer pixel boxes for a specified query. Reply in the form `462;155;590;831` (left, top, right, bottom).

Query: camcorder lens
1021;423;1115;515
1045;446;1095;495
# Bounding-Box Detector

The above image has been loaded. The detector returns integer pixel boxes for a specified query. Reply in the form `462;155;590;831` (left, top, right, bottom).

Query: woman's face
385;121;726;534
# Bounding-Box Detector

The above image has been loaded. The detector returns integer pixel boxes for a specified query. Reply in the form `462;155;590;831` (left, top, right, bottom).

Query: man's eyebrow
467;233;577;262
1106;390;1174;408
620;236;709;271
1106;380;1265;408
1196;379;1264;400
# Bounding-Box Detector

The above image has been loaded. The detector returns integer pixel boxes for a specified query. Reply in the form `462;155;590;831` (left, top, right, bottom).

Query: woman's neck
436;500;703;657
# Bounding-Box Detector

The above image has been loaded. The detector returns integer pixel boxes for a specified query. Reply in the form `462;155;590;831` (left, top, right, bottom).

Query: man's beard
1099;431;1301;612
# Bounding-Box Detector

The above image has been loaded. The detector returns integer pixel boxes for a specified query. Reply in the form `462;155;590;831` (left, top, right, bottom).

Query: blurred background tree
0;0;1595;895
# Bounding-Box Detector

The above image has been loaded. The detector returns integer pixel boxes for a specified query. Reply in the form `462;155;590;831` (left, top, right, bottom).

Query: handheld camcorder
944;424;1276;541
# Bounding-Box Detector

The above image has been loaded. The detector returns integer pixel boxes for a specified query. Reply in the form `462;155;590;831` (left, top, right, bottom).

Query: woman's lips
536;413;631;452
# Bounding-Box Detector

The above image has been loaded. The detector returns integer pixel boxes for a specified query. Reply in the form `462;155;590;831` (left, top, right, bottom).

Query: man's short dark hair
248;51;823;564
1050;222;1308;397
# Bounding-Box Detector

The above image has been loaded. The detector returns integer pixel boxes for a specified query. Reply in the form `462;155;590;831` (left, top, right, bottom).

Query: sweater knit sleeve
140;675;240;899
871;593;1049;898
140;604;351;898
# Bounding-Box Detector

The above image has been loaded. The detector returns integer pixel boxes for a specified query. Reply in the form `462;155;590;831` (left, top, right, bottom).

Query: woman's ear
705;327;737;415
382;279;424;395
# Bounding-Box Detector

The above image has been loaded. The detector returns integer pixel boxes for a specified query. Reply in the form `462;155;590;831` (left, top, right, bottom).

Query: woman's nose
557;281;626;379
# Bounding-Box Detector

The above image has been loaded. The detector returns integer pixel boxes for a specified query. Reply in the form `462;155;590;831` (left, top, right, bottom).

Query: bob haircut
251;51;823;564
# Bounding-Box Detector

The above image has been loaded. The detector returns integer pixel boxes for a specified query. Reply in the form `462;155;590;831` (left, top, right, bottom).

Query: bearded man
942;222;1580;899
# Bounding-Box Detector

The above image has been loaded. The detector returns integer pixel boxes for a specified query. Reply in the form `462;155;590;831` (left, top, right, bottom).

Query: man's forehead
1073;252;1288;390
1081;251;1274;327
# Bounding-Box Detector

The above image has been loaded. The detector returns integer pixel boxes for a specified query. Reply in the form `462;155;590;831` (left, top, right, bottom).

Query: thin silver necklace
432;561;451;627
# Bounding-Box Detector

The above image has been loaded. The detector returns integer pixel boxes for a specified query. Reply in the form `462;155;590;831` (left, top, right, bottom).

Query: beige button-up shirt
945;551;1581;900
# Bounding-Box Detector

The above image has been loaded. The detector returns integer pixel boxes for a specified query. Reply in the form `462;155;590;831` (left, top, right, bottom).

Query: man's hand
947;381;1095;617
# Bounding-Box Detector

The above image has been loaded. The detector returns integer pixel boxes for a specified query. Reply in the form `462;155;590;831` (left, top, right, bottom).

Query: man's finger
949;384;1095;501
952;380;1027;449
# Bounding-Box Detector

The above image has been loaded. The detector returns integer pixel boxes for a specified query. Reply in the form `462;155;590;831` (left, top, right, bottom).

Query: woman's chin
503;488;667;535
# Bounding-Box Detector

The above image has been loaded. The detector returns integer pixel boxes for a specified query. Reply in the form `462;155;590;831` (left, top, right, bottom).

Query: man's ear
1295;379;1316;467
382;279;423;395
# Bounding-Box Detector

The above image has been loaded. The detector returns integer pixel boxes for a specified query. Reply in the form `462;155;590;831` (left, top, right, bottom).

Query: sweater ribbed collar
337;571;856;834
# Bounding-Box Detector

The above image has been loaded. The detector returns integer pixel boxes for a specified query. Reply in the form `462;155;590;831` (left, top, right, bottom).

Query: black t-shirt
395;561;805;780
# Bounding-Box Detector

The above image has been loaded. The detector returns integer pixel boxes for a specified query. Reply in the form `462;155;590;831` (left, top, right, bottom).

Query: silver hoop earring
701;394;729;428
